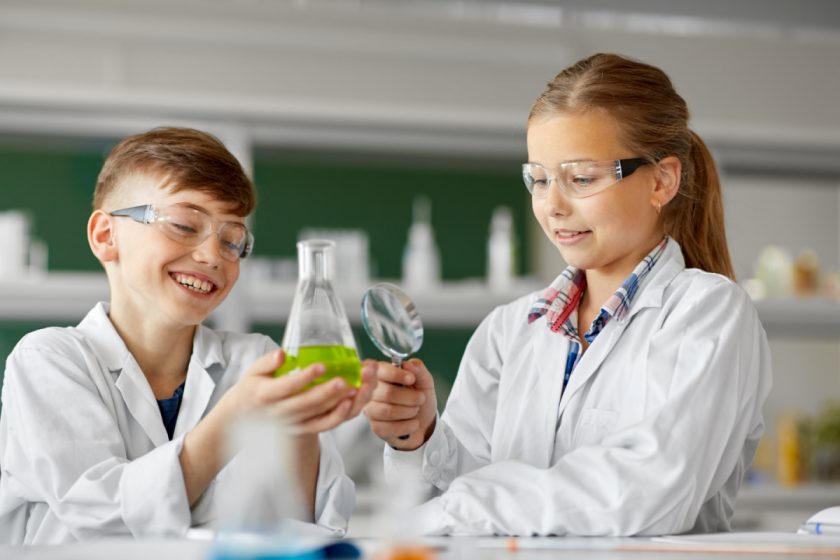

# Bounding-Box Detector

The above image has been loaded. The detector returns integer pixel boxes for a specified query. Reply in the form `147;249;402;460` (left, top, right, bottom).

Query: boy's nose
192;234;224;267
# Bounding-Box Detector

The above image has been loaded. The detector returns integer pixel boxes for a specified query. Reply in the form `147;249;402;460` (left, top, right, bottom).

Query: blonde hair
529;53;734;279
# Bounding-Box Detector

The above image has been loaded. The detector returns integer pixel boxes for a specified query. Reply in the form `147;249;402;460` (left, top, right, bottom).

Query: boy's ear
651;156;681;209
88;210;118;262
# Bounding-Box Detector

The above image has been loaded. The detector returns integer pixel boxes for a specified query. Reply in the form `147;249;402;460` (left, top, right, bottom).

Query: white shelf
3;272;840;334
0;272;541;329
738;483;840;510
731;483;840;531
242;278;542;328
754;298;840;336
0;272;109;322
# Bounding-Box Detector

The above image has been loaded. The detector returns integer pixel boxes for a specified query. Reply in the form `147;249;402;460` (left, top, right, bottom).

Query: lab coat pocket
576;408;619;446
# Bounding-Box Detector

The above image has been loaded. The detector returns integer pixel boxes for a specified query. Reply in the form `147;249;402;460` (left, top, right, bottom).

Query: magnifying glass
361;282;424;440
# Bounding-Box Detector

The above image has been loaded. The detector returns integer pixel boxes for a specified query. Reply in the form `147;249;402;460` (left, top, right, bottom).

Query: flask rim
296;239;335;251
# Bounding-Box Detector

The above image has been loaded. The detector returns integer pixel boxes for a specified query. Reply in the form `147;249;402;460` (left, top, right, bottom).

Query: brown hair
93;127;255;216
529;53;734;279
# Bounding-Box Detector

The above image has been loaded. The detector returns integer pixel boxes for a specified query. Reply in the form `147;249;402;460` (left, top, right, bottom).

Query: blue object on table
322;541;362;559
207;534;361;560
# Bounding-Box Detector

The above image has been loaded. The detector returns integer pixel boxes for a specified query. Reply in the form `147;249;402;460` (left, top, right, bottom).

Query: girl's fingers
364;401;420;421
402;358;436;390
371;382;426;407
374;362;415;386
367;417;421;440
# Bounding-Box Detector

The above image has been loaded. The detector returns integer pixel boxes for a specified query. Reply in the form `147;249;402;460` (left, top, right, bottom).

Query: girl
364;53;772;536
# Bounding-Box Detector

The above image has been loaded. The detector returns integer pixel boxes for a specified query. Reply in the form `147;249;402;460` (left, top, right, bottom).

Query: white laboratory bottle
487;206;514;293
402;196;441;292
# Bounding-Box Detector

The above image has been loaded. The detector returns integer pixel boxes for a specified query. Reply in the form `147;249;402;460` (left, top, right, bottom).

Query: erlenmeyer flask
275;240;362;388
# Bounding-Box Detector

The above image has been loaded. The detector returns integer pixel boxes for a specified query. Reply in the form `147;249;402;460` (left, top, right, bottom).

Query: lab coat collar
76;302;225;446
556;238;685;417
76;302;129;373
175;325;227;439
617;237;685;324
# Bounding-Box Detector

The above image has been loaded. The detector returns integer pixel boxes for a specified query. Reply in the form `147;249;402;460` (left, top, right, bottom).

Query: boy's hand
364;358;437;451
231;350;377;434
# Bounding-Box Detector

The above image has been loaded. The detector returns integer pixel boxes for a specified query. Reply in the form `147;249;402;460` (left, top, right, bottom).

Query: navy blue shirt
156;382;186;440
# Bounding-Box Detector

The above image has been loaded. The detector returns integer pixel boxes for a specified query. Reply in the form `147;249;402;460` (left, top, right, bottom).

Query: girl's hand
230;349;377;434
364;358;437;450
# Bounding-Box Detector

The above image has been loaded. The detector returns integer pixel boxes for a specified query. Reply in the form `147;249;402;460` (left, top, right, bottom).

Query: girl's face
526;109;665;279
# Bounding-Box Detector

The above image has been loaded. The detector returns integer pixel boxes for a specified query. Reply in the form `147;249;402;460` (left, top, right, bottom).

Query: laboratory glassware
275;240;362;388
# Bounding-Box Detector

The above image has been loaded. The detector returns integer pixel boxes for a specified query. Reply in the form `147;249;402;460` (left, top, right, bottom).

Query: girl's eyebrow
527;158;595;165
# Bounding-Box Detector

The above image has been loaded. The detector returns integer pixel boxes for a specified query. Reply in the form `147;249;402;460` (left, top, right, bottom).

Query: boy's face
105;173;244;330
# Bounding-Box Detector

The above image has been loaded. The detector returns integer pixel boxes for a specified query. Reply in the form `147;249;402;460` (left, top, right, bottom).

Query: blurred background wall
2;0;840;532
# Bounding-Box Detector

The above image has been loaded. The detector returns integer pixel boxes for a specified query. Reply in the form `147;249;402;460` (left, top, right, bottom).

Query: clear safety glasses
522;157;652;199
110;204;254;262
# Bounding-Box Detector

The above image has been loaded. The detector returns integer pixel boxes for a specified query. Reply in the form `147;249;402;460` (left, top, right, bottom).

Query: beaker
275;240;362;388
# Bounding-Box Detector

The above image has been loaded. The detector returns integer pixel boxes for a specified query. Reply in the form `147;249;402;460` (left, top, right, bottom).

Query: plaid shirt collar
528;236;669;341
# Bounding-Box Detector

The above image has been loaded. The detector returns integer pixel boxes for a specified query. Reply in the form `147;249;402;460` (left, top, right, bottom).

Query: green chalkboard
252;150;530;280
0;137;109;271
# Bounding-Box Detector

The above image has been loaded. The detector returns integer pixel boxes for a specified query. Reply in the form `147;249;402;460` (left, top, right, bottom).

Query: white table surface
4;533;840;560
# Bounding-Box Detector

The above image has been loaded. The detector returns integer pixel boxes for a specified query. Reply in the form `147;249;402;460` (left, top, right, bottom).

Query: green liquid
274;345;362;388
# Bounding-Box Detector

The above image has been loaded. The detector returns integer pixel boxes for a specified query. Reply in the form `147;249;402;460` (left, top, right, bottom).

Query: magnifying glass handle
391;356;412;440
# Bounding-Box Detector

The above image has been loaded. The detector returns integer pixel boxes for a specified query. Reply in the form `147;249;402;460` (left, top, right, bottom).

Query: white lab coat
0;302;353;544
385;239;772;536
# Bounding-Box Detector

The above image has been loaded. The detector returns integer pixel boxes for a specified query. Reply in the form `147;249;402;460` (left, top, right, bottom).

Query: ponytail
664;131;735;280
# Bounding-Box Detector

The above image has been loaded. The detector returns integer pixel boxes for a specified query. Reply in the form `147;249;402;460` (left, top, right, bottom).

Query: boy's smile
171;271;218;295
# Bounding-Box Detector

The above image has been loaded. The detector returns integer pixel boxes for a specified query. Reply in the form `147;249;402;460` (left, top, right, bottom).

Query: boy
0;127;375;544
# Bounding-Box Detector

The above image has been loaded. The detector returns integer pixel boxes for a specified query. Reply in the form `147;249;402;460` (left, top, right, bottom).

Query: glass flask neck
281;237;359;358
297;239;335;283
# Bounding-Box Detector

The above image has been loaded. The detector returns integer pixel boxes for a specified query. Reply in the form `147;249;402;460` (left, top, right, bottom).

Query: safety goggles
522;157;652;199
110;204;254;262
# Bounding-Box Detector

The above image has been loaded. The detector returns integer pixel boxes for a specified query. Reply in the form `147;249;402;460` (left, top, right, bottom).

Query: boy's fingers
273;377;353;422
295;399;353;434
360;362;378;386
245;349;286;378
361;359;379;375
258;363;326;402
343;380;374;420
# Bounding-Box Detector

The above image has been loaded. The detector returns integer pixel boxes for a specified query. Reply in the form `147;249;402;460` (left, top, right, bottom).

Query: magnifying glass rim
361;282;424;361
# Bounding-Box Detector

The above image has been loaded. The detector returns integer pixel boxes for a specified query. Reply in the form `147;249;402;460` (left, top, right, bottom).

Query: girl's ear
88;210;118;263
652;156;681;209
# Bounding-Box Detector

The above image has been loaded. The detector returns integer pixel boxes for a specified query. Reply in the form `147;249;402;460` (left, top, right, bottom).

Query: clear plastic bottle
487;206;515;292
211;414;322;560
275;239;361;388
402;196;441;292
